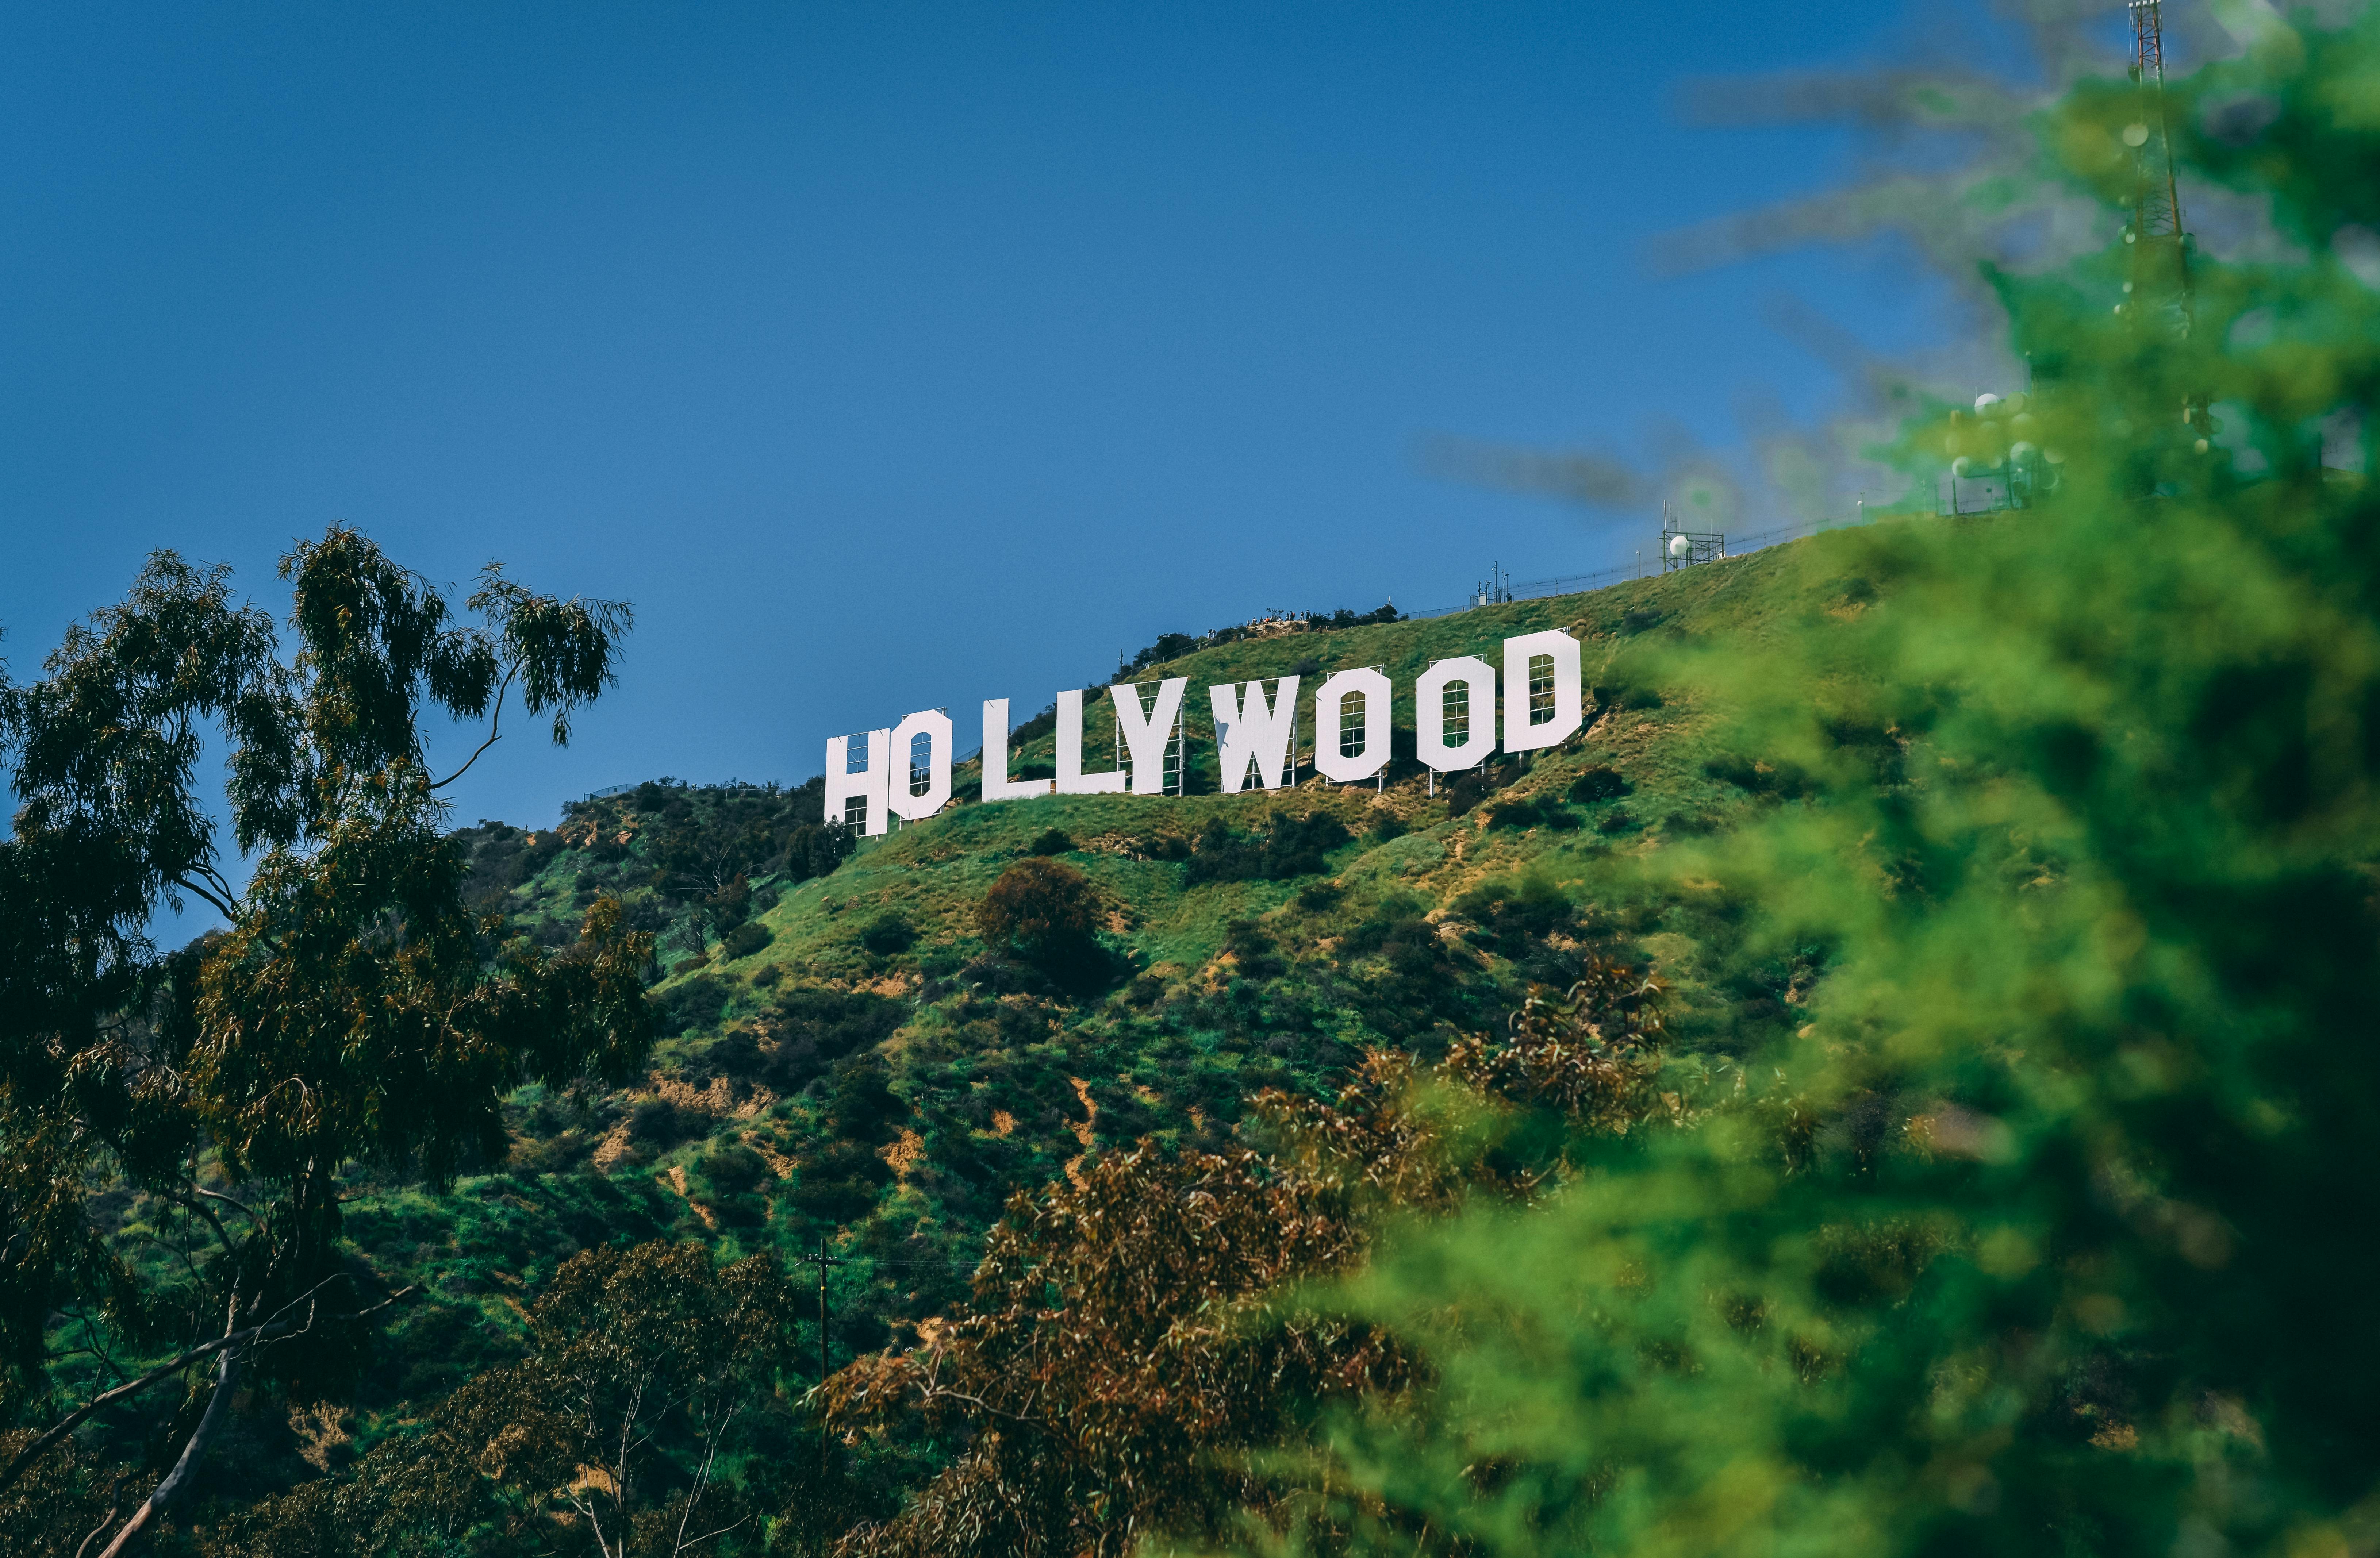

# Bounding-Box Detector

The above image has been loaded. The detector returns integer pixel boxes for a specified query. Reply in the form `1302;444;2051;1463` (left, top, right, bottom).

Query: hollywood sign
825;628;1584;836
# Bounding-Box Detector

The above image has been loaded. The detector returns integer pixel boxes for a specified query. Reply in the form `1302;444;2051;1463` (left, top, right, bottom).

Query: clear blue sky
3;1;1963;848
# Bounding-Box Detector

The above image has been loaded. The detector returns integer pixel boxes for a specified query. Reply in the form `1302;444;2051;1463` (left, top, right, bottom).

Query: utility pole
797;1241;845;1473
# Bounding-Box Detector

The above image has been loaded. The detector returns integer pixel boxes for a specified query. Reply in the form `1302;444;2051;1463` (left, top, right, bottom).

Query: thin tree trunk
71;1502;118;1558
91;1340;243;1558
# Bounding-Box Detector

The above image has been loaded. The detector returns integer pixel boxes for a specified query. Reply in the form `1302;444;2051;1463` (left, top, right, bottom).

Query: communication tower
1658;505;1724;570
2124;0;2193;338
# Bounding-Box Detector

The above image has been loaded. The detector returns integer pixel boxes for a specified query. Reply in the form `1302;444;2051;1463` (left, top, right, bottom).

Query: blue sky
3;1;1971;854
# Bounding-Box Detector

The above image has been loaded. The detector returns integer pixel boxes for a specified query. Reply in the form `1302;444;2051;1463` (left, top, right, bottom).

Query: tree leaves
0;527;649;1527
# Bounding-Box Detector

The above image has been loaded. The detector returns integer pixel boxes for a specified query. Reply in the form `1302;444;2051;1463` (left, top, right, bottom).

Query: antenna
2126;0;2192;335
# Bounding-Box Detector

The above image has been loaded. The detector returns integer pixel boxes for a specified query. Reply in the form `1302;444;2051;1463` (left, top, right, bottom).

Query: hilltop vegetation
10;12;2380;1555
1;532;1844;1554
402;549;1825;1395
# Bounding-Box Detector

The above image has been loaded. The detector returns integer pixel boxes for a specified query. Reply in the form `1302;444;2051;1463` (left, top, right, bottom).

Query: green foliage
977;858;1102;953
1479;791;1580;831
856;915;915;957
747;988;907;1098
1451;872;1576;960
0;528;646;1537
1180;812;1352;885
823;961;1671;1558
722;920;776;961
1565;765;1629;804
206;1240;803;1557
1268;18;2380;1558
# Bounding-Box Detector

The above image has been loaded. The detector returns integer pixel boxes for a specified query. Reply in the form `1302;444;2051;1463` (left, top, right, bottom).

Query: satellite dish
1667;535;1691;558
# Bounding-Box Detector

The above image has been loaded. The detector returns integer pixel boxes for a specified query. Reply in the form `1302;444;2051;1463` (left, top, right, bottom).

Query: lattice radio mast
2126;0;2193;337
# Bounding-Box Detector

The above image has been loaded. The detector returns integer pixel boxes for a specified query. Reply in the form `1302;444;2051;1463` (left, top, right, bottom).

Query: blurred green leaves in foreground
1283;12;2380;1558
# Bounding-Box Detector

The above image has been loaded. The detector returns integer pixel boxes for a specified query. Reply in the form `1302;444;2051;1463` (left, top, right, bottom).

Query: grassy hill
312;528;1863;1482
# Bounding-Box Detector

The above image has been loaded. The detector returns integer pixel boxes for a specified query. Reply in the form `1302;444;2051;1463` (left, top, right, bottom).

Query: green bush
1289;20;2380;1556
979;858;1101;952
1566;766;1629;804
1181;813;1351;885
660;973;729;1033
699;1143;769;1197
857;913;915;955
719;920;772;960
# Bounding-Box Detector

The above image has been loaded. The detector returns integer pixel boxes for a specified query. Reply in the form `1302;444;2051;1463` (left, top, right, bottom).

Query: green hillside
316;530;1857;1465
18;22;2375;1551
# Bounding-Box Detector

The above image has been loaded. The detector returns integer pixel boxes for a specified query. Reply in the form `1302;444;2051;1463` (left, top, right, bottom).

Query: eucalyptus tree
0;528;654;1550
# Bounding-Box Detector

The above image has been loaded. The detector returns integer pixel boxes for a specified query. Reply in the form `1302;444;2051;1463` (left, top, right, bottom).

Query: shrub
694;1029;763;1082
661;973;730;1034
1008;703;1059;745
1295;879;1344;912
700;1143;770;1197
824;1058;909;1145
1483;793;1579;831
1567;766;1631;804
788;1175;879;1224
1183;813;1352;886
1443;766;1512;818
628;1097;694;1146
1701;753;1813;798
1025;827;1074;856
719;920;772;960
1453;874;1576;959
1262;812;1350;877
1223;919;1286;981
858;913;916;955
762;988;906;1096
1182;817;1264;885
981;858;1122;997
979;858;1101;953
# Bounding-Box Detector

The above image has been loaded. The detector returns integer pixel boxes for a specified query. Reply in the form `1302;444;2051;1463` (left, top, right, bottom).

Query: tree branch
72;1502;119;1558
430;667;514;791
0;1279;416;1500
191;861;241;909
679;1514;752;1552
565;1490;618;1558
158;1190;238;1264
671;1406;736;1557
166;874;238;923
192;1185;266;1228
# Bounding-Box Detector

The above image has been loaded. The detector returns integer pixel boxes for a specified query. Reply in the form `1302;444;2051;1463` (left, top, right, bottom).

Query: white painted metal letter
1110;678;1188;796
1313;668;1392;783
1501;630;1583;752
1416;657;1496;772
824;729;891;836
1209;677;1300;793
980;699;1052;802
1056;689;1129;795
887;708;953;821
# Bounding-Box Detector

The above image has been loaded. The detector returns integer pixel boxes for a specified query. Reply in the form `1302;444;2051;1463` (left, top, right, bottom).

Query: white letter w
1208;677;1300;794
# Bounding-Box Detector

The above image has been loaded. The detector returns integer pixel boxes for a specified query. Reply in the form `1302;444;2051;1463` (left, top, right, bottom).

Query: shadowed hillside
312;529;1868;1459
